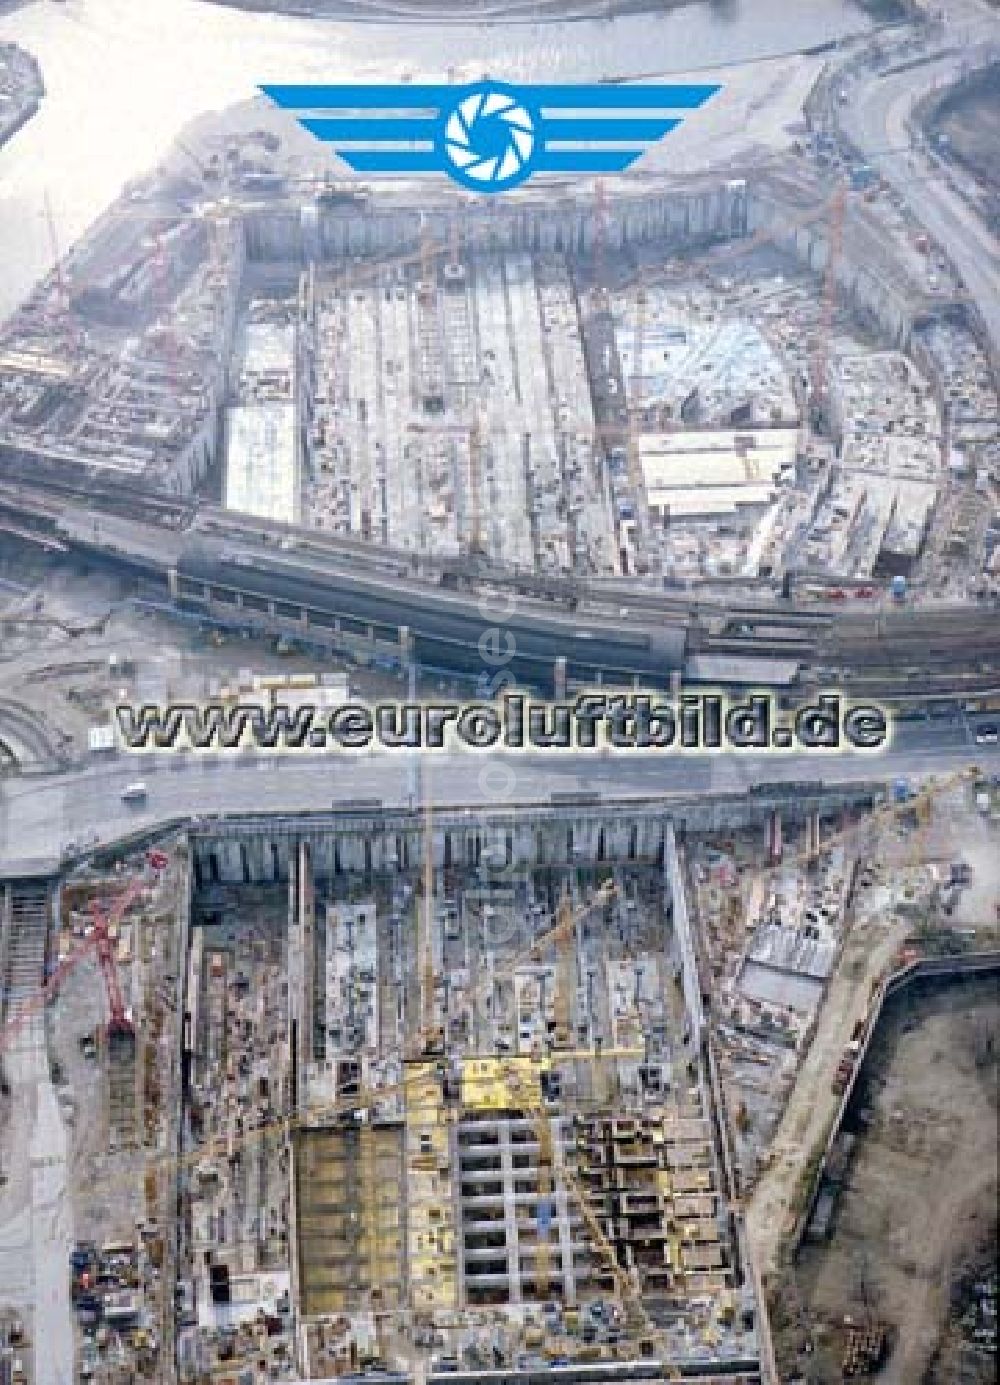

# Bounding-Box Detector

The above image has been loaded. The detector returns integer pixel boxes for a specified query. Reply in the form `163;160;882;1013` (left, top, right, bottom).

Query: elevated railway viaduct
1;479;999;691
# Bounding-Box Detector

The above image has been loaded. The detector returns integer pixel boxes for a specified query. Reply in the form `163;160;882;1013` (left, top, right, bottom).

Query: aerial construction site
2;770;996;1384
0;1;997;1383
1;75;998;605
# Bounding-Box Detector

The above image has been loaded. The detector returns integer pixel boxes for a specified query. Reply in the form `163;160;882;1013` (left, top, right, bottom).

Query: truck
832;1059;853;1094
832;1039;862;1094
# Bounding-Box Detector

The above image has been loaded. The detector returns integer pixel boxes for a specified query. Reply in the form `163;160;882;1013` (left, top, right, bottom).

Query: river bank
0;41;42;148
197;0;910;23
0;0;879;321
201;0;688;22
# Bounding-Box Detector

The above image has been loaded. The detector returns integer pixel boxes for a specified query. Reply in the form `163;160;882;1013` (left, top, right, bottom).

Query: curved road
841;0;1000;357
0;696;70;769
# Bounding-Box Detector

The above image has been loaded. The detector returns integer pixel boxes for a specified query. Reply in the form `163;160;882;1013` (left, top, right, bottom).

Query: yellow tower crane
551;891;577;1049
409;766;443;1058
468;879;615;1025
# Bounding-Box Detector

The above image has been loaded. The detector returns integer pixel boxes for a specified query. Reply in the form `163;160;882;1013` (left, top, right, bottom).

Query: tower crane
43;190;67;323
469;879;615;1022
89;900;134;1039
87;874;151;1038
551;890;578;1049
409;765;444;1059
556;1152;683;1378
0;863;162;1055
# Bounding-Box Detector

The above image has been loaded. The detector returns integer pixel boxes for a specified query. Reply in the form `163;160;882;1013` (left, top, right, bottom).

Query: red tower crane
88;877;147;1039
0;857;167;1054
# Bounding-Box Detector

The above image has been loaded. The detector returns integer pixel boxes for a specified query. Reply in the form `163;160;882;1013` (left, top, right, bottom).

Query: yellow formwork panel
678;1217;720;1244
671;1168;713;1193
409;1219;457;1311
460;1055;549;1112
403;1062;446;1122
685;1269;729;1295
403;1061;457;1312
681;1242;724;1271
410;1274;458;1312
295;1122;407;1318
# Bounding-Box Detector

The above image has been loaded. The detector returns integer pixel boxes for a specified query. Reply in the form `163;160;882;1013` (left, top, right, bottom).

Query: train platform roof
684;653;801;687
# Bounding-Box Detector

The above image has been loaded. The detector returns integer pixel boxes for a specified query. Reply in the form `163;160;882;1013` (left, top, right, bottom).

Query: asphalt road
1;714;997;874
842;7;1000;358
0;1007;74;1385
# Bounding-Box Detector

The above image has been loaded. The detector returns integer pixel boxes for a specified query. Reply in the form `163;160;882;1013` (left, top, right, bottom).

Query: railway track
1;474;998;681
1;882;50;1063
0;468;195;531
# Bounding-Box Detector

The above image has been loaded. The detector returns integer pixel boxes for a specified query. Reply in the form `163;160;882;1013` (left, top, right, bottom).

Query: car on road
974;723;999;744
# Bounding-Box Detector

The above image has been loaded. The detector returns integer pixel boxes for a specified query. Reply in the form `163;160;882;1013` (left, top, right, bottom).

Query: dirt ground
775;977;999;1384
747;781;999;1280
933;64;1000;191
50;950;146;1246
745;906;911;1278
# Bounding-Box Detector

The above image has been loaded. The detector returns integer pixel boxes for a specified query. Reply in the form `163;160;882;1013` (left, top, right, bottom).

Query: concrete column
767;809;783;866
664;822;705;1048
553;1122;577;1306
807;809;821;863
449;1119;467;1311
298;841;315;1071
499;1123;521;1304
553;656;567;701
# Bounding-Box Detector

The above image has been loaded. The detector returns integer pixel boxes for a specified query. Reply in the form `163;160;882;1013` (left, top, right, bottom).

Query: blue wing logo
260;80;720;194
